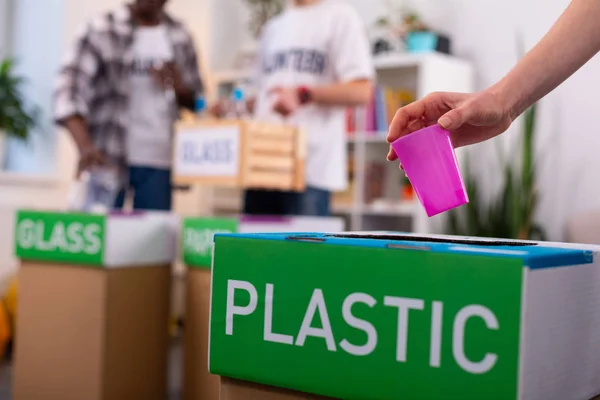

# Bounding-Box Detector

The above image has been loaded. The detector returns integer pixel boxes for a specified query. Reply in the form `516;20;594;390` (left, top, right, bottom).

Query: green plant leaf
244;0;285;38
0;57;37;140
444;102;546;241
0;59;13;76
446;208;462;236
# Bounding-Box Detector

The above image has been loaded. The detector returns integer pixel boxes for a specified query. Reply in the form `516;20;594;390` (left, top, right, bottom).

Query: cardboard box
181;215;344;400
209;232;600;400
173;120;305;191
182;217;238;400
13;210;178;400
220;377;333;400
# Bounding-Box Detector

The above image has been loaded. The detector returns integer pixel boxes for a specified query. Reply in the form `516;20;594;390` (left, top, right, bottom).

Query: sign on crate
173;120;305;192
174;124;241;180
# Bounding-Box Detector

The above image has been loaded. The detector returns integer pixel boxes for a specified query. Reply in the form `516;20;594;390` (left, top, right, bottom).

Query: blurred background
1;0;600;396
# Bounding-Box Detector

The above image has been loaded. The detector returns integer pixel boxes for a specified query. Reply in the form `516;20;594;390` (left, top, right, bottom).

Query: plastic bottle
81;168;121;213
194;95;207;119
228;87;247;119
66;172;89;211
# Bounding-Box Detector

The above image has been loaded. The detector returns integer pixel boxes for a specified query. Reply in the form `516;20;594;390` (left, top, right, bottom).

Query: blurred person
386;0;600;160
54;0;203;211
213;0;374;216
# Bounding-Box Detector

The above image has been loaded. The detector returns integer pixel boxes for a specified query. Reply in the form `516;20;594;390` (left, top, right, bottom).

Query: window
3;0;64;175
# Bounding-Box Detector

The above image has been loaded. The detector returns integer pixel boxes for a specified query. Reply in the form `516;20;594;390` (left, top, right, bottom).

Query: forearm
247;97;256;114
310;80;373;107
492;0;600;119
176;87;195;111
63;115;94;152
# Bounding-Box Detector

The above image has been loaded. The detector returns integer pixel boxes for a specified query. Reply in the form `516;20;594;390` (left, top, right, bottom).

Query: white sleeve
330;6;375;83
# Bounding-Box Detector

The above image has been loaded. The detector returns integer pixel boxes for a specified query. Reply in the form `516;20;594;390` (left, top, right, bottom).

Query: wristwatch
297;86;312;105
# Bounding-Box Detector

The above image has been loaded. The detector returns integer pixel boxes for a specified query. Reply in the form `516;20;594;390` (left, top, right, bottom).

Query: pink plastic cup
391;125;469;217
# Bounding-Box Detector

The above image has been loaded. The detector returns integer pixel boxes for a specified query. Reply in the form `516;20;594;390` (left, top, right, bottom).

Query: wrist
489;76;531;122
246;98;256;114
297;86;313;105
79;144;96;155
174;83;189;98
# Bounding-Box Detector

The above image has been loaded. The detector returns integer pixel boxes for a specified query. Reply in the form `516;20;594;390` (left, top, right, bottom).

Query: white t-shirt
253;0;375;192
127;25;174;169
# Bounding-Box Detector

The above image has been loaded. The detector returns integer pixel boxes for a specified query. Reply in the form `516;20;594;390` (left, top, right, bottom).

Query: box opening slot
286;236;326;243
326;234;536;247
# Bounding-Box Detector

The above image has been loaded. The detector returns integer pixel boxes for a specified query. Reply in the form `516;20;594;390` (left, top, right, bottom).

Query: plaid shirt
53;4;202;182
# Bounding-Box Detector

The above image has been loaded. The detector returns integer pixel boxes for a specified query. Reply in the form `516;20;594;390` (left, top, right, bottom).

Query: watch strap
297;86;312;105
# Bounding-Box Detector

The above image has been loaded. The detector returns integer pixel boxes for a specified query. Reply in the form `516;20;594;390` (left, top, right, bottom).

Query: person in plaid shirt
53;0;203;211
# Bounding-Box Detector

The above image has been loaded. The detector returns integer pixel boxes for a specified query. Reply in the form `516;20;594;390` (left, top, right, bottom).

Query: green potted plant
0;58;38;167
234;0;285;69
243;0;285;39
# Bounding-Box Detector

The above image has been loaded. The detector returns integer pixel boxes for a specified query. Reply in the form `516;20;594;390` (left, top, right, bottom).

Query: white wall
0;0;11;55
207;0;253;71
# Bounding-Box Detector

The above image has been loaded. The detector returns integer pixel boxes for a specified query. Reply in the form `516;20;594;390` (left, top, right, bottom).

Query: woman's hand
151;61;183;92
270;87;301;117
77;146;107;178
208;101;228;118
386;90;515;161
208;98;256;118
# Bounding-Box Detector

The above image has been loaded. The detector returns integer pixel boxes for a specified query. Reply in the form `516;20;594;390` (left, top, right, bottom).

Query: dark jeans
243;186;331;217
114;166;172;211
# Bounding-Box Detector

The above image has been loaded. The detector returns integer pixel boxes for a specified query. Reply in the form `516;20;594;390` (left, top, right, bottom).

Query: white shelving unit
210;69;254;100
212;69;253;86
206;52;474;234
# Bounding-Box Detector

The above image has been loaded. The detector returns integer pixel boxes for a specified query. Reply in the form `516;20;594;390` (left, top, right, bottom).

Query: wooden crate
173;119;305;192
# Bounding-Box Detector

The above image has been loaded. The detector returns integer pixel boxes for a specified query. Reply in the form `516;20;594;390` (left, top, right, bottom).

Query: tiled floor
0;339;184;400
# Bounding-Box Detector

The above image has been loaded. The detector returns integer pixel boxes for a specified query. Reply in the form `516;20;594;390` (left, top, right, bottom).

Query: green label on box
210;237;523;400
182;218;238;268
15;211;105;266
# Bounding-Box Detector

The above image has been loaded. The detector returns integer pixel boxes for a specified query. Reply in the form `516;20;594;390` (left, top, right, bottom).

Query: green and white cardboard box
15;210;179;267
182;215;344;268
209;231;600;400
